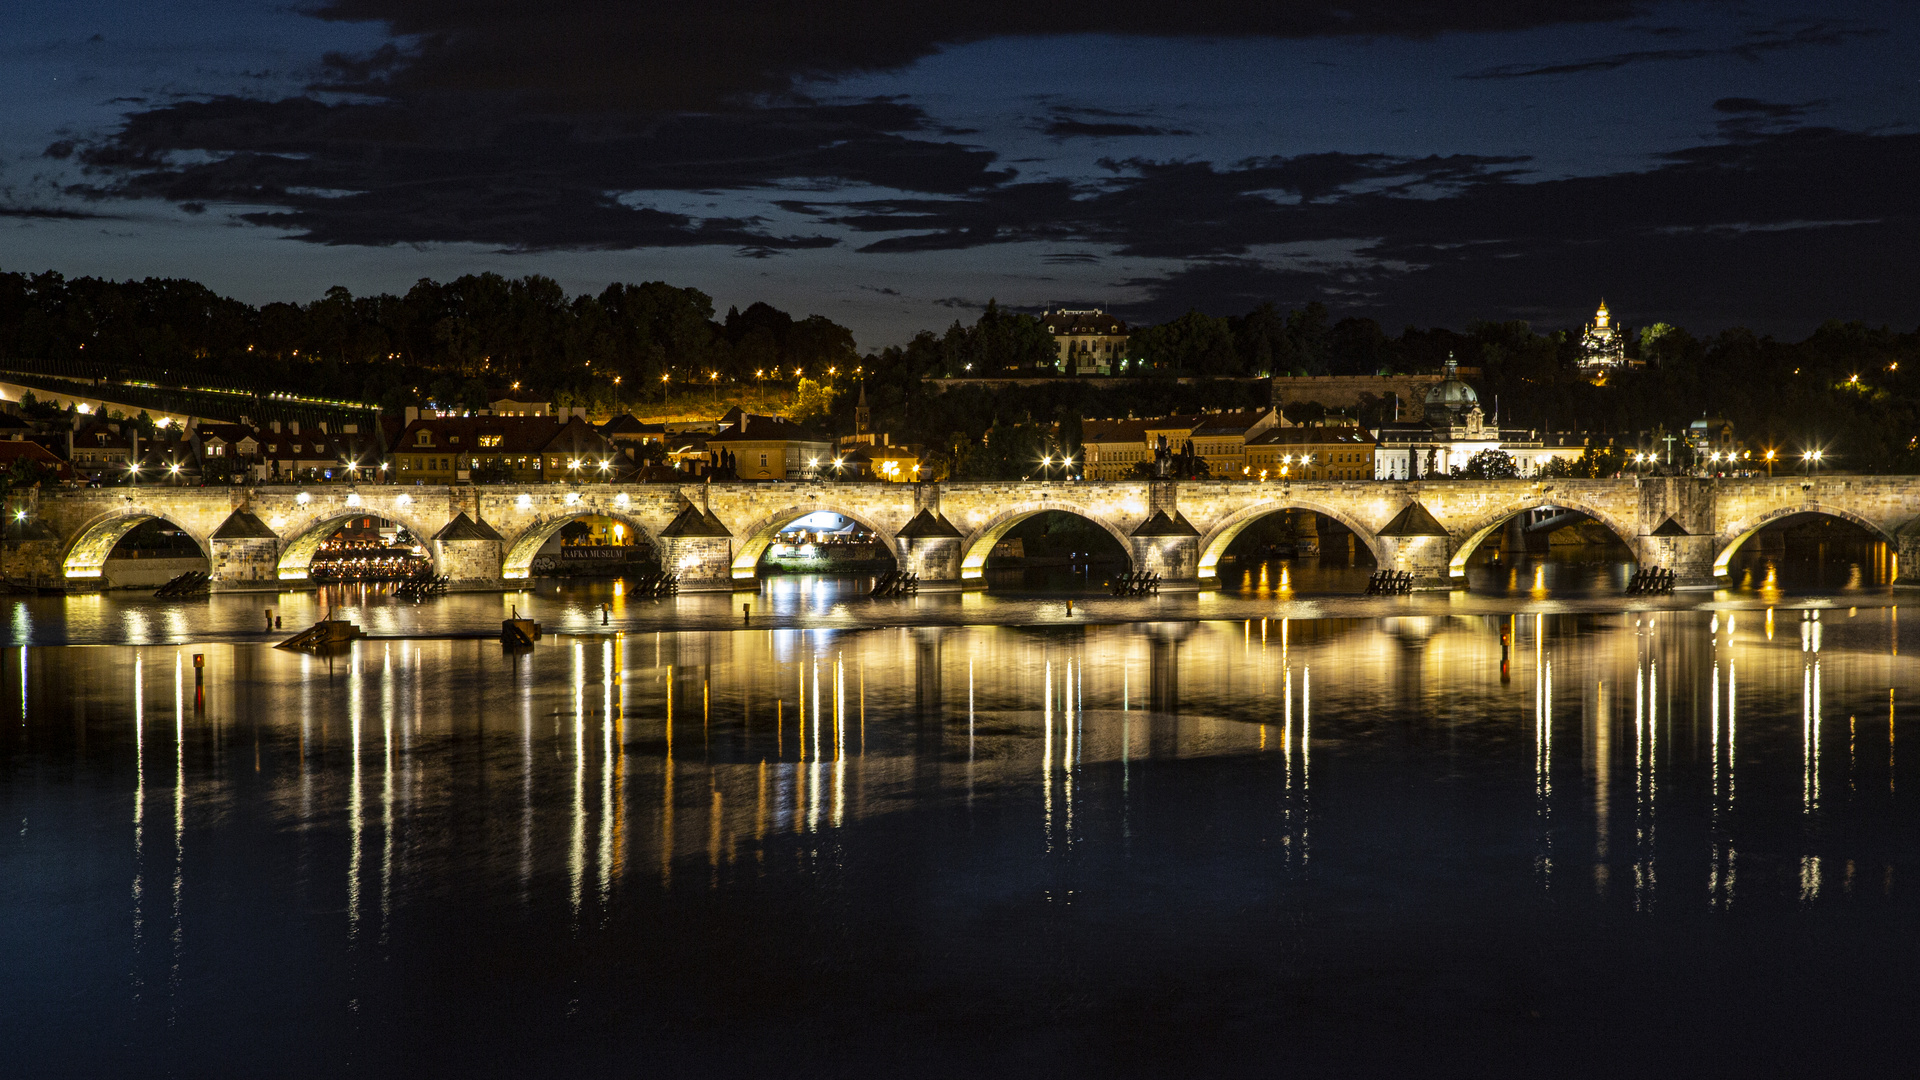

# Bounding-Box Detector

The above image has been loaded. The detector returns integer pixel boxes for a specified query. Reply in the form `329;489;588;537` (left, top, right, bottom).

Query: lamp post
1764;449;1776;478
661;372;670;406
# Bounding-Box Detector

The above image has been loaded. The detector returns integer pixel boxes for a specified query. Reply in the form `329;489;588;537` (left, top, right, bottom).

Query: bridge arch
1196;500;1386;581
729;503;901;580
61;507;211;580
958;500;1134;581
502;510;661;580
274;506;442;580
1712;503;1899;579
1446;498;1640;579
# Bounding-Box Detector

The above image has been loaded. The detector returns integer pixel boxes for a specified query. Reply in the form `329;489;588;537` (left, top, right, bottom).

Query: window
479;435;502;448
417;430;432;445
449;435;460;445
759;453;768;467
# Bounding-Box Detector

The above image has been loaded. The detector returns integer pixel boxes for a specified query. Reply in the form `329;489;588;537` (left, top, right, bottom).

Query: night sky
3;0;1915;347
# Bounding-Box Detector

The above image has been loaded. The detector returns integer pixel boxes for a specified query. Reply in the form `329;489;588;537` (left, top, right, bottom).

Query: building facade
1246;426;1377;481
1040;308;1129;375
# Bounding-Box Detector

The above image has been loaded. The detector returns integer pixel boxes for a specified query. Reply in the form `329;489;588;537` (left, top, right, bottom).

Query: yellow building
1082;409;1278;479
1080;418;1156;479
1245;426;1377;481
705;412;833;481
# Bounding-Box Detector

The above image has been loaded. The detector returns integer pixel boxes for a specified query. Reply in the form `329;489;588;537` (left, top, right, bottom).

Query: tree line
3;268;1917;475
0;271;857;414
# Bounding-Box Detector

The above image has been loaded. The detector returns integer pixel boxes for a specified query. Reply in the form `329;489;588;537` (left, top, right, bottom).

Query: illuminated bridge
3;477;1917;591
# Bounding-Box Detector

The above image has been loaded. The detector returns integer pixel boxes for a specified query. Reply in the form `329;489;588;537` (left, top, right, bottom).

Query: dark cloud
791;152;1529;255
1109;128;1920;332
1042;118;1191;139
0;206;116;221
311;1;1643;110
1462;19;1880;79
65;95;1003;249
56;0;1649;253
1713;97;1816;118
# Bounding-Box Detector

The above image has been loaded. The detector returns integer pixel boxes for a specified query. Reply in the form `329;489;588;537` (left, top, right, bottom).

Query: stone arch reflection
1716;509;1895;592
1449;502;1640;594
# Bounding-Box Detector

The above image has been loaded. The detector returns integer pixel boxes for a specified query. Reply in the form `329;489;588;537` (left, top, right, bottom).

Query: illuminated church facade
1576;300;1639;379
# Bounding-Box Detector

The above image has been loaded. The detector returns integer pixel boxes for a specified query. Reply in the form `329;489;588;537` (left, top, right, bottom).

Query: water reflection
3;609;1918;1074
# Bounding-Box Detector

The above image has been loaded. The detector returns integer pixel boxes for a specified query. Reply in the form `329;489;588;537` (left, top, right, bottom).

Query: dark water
4;606;1919;1077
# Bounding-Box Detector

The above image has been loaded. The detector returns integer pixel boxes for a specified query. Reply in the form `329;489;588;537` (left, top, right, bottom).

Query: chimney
271;420;281;433
289;421;300;435
318;421;329;435
404;406;419;423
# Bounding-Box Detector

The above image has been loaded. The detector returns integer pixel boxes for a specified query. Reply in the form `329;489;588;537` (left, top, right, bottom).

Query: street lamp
1764;449;1776;477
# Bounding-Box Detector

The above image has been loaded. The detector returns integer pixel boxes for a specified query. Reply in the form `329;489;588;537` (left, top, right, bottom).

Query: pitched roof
896;509;962;539
395;415;616;457
0;439;73;480
1190;409;1275;437
433;512;504;542
706;413;823;445
599;414;665;436
211;509;278;539
1040;309;1127;335
1080;418;1156;444
1248;425;1375;446
1378;501;1449;537
1132;510;1199;537
659;505;733;538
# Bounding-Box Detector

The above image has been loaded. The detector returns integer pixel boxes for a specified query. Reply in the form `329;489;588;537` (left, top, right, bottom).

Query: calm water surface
3;598;1918;1076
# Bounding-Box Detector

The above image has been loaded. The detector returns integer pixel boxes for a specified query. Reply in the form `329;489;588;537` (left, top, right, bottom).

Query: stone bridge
4;476;1917;591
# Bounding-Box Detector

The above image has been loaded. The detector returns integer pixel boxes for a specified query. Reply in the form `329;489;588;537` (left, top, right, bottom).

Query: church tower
1577;299;1626;379
854;382;871;437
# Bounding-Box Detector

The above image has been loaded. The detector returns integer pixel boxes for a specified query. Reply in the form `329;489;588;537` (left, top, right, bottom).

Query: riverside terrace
3;477;1919;592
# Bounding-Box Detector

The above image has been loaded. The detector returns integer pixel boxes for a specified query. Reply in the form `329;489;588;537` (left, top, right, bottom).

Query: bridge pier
430;513;506;590
1897;522;1920;587
1639;533;1720;589
207;509;280;585
1129;508;1201;589
1379;535;1454;590
894;508;966;590
658;504;738;591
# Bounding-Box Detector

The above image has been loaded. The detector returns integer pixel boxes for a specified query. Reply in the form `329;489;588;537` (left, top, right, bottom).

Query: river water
3;553;1918;1076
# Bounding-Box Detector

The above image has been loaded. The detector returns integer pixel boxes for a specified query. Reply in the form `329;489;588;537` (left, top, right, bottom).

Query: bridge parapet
4;476;1917;593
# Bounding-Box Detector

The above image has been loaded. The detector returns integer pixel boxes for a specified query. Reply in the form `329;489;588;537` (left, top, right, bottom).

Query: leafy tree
1455;448;1520;479
1131;310;1238;375
789;378;836;424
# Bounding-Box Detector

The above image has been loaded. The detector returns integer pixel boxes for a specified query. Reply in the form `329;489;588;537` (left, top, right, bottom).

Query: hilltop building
1577;300;1635;378
1040;308;1129;375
